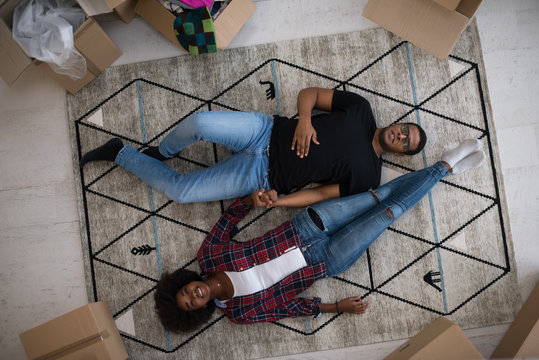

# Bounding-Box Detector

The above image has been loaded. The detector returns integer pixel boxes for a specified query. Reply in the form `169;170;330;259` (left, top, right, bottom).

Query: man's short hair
154;269;216;333
403;123;427;155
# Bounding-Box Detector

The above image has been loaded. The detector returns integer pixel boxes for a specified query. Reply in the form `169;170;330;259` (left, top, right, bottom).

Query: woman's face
176;281;211;311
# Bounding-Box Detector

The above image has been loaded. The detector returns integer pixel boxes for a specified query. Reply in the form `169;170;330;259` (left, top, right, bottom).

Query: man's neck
372;128;383;158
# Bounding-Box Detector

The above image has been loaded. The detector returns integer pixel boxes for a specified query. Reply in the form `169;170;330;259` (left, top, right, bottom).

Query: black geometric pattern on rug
74;41;509;353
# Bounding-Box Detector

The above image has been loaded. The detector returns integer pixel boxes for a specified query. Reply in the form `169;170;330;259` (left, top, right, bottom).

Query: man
81;87;427;208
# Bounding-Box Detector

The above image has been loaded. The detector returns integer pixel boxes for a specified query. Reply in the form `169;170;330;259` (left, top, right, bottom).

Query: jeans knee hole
386;207;394;219
307;208;325;231
370;191;380;204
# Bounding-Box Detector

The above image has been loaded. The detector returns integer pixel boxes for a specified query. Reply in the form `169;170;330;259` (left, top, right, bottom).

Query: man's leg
115;145;270;203
156;111;273;158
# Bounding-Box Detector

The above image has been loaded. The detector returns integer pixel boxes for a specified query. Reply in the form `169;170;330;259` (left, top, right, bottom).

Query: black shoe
80;138;124;167
142;146;167;161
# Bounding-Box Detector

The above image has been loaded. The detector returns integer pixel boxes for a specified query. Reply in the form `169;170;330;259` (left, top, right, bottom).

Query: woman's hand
250;189;278;208
338;295;369;314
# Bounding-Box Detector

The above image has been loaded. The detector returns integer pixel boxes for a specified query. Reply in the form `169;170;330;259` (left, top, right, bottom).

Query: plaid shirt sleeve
229;297;322;324
200;199;252;248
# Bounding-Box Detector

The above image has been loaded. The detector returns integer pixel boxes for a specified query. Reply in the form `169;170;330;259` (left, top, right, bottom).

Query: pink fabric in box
177;0;214;9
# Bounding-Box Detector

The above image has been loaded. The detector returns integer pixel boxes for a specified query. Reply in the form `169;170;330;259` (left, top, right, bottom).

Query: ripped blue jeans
292;161;449;277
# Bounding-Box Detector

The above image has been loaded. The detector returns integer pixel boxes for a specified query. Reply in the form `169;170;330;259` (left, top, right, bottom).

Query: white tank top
225;247;307;297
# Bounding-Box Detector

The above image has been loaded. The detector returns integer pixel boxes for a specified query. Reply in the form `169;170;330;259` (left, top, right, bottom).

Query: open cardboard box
135;0;256;51
0;0;122;93
19;302;128;360
362;0;483;59
491;281;539;359
385;316;484;360
77;0;137;23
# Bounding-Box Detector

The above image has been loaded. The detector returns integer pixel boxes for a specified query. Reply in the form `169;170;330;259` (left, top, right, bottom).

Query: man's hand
291;115;319;158
338;296;369;314
250;189;278;208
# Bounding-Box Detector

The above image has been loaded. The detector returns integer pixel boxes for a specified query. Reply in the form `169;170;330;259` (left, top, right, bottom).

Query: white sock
452;150;486;174
441;139;481;168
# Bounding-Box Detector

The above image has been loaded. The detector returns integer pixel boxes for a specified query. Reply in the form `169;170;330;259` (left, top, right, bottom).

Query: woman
154;139;485;333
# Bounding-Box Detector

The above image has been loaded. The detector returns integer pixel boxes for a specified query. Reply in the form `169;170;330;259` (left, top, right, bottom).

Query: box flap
214;0;256;49
362;0;471;59
0;0;21;27
135;0;182;49
385;317;483;360
37;61;96;94
113;0;137;23
492;282;539;359
77;0;128;16
433;0;461;11
456;0;482;18
19;304;102;359
89;302;129;360
0;19;32;85
73;17;122;72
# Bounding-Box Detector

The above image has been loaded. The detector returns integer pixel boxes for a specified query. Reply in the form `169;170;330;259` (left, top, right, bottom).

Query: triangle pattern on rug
115;309;136;336
448;59;468;79
375;249;447;314
87;108;104;127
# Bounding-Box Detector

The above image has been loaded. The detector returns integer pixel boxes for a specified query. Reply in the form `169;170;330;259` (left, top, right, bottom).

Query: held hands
250;188;278;208
291;115;319;158
338;295;369;314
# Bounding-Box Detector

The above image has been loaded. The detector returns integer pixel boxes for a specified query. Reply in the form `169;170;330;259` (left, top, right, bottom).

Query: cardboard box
433;0;461;11
19;302;128;360
362;0;483;59
135;0;256;51
385;316;484;360
77;0;137;23
0;0;122;93
491;281;539;359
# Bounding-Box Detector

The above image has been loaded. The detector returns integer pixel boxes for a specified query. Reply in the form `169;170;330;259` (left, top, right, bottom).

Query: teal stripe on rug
137;80;173;350
405;44;448;314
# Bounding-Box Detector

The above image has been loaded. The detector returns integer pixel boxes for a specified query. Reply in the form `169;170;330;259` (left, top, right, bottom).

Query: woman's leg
115;145;271;203
158;111;273;157
298;162;450;277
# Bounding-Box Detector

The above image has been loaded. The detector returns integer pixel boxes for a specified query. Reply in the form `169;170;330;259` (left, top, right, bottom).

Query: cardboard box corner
491;281;539;359
384;316;484;360
362;0;483;59
19;301;128;360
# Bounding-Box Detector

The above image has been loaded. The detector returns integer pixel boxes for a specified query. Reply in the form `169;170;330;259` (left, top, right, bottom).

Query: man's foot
441;139;481;168
80;138;124;167
142;146;167;161
452;150;486;174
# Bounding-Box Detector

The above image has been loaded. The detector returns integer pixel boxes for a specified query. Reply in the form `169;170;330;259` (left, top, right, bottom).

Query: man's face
176;281;211;311
378;123;420;154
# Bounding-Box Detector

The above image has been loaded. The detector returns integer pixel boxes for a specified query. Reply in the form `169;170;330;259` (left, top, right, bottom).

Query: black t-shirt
268;90;381;196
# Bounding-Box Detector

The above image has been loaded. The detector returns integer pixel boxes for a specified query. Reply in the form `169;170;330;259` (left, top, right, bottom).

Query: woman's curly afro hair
154;268;216;333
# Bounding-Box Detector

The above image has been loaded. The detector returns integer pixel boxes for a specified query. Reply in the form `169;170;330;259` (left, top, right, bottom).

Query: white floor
1;1;538;359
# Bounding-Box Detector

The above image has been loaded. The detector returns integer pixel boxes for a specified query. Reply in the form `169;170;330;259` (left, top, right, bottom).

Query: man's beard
378;127;391;152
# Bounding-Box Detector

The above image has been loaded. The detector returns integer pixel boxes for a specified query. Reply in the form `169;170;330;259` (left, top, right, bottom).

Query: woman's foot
80;138;124;167
441;139;481;169
452;150;486;174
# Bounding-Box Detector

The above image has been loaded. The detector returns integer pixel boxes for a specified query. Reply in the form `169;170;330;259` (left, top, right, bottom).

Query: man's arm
253;184;340;208
292;87;335;158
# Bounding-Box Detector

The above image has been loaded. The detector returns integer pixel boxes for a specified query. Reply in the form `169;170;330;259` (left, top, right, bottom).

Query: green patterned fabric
174;7;217;55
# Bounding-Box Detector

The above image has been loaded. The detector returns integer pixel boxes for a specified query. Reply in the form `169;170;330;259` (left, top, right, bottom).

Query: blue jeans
293;161;450;277
115;111;274;203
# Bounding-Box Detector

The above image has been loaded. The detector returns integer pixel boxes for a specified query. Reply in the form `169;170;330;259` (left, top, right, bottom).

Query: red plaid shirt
197;199;327;324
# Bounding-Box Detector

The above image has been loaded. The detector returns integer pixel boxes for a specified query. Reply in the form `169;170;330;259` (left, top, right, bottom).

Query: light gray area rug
67;22;520;359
